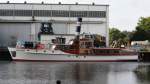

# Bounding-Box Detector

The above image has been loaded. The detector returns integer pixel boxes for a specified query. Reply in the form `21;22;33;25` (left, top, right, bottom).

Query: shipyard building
0;2;109;47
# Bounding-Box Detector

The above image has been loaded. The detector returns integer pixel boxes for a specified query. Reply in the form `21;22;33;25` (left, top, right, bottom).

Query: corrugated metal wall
0;22;74;47
0;23;31;47
0;22;106;47
0;3;108;46
52;23;68;34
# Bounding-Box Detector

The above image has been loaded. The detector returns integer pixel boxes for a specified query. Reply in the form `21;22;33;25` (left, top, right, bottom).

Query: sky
0;0;150;31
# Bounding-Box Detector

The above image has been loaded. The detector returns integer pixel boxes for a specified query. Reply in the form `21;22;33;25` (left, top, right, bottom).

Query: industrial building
0;2;109;47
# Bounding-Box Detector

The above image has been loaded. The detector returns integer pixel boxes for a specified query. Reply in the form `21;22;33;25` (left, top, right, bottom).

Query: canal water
0;62;150;84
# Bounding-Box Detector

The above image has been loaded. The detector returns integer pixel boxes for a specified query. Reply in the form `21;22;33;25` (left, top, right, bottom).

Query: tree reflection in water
134;64;150;83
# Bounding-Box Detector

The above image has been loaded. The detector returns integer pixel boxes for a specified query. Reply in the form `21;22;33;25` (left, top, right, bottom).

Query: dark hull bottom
0;47;12;61
13;59;138;62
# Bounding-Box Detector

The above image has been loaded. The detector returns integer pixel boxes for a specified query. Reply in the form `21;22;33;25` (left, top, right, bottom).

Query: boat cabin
93;48;121;55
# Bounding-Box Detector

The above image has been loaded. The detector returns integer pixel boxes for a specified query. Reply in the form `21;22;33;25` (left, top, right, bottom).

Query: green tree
130;30;149;41
136;17;150;31
131;17;150;41
109;28;128;47
109;28;121;44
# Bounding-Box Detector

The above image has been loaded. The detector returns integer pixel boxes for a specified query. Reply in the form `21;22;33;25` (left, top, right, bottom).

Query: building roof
0;3;109;6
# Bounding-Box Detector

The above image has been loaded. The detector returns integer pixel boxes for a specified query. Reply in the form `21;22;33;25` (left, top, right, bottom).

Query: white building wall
0;4;15;9
51;5;70;10
33;4;51;10
0;3;109;46
0;4;107;21
88;5;107;11
88;24;106;36
0;23;31;46
106;6;109;47
14;4;33;10
70;5;89;11
69;23;106;36
52;23;68;34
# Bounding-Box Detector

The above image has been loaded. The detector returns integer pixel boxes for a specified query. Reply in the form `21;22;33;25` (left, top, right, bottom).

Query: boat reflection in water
134;64;150;83
1;62;149;84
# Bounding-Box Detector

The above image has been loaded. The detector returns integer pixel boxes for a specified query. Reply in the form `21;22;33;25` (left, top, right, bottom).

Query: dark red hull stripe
62;50;137;56
13;59;138;62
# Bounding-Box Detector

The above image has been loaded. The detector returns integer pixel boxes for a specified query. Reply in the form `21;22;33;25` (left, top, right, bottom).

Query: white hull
8;47;138;62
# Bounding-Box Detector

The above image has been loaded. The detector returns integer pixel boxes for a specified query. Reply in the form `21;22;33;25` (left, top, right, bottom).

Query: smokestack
76;17;82;34
76;17;82;55
24;1;27;4
58;2;61;4
41;1;44;4
75;2;78;5
92;2;95;5
6;1;9;4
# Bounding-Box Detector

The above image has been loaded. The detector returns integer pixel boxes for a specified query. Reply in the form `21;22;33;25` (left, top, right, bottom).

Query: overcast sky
0;0;150;31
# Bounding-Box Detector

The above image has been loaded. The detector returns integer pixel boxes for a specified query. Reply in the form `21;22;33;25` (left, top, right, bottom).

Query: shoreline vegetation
109;17;150;51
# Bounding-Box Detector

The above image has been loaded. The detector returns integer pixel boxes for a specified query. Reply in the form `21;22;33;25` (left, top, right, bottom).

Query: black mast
76;17;82;54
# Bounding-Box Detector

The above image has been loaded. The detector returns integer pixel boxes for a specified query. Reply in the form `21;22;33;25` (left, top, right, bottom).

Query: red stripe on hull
94;54;137;56
62;50;79;54
62;50;137;56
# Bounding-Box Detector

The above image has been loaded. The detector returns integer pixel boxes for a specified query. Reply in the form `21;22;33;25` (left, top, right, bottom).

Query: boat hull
8;47;138;62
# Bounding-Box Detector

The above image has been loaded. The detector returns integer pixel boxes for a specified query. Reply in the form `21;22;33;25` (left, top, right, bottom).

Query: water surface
0;61;149;84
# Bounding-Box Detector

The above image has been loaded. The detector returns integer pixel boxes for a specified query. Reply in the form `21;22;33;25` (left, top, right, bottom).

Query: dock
138;52;150;62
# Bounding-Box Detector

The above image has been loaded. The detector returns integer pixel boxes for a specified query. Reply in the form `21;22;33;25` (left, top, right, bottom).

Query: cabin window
56;37;66;44
57;45;69;50
80;42;84;48
85;42;92;48
106;50;109;53
94;50;106;54
52;39;56;43
98;50;103;53
114;50;119;53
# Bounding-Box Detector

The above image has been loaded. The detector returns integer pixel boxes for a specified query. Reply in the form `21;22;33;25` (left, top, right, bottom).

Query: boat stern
8;47;16;58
